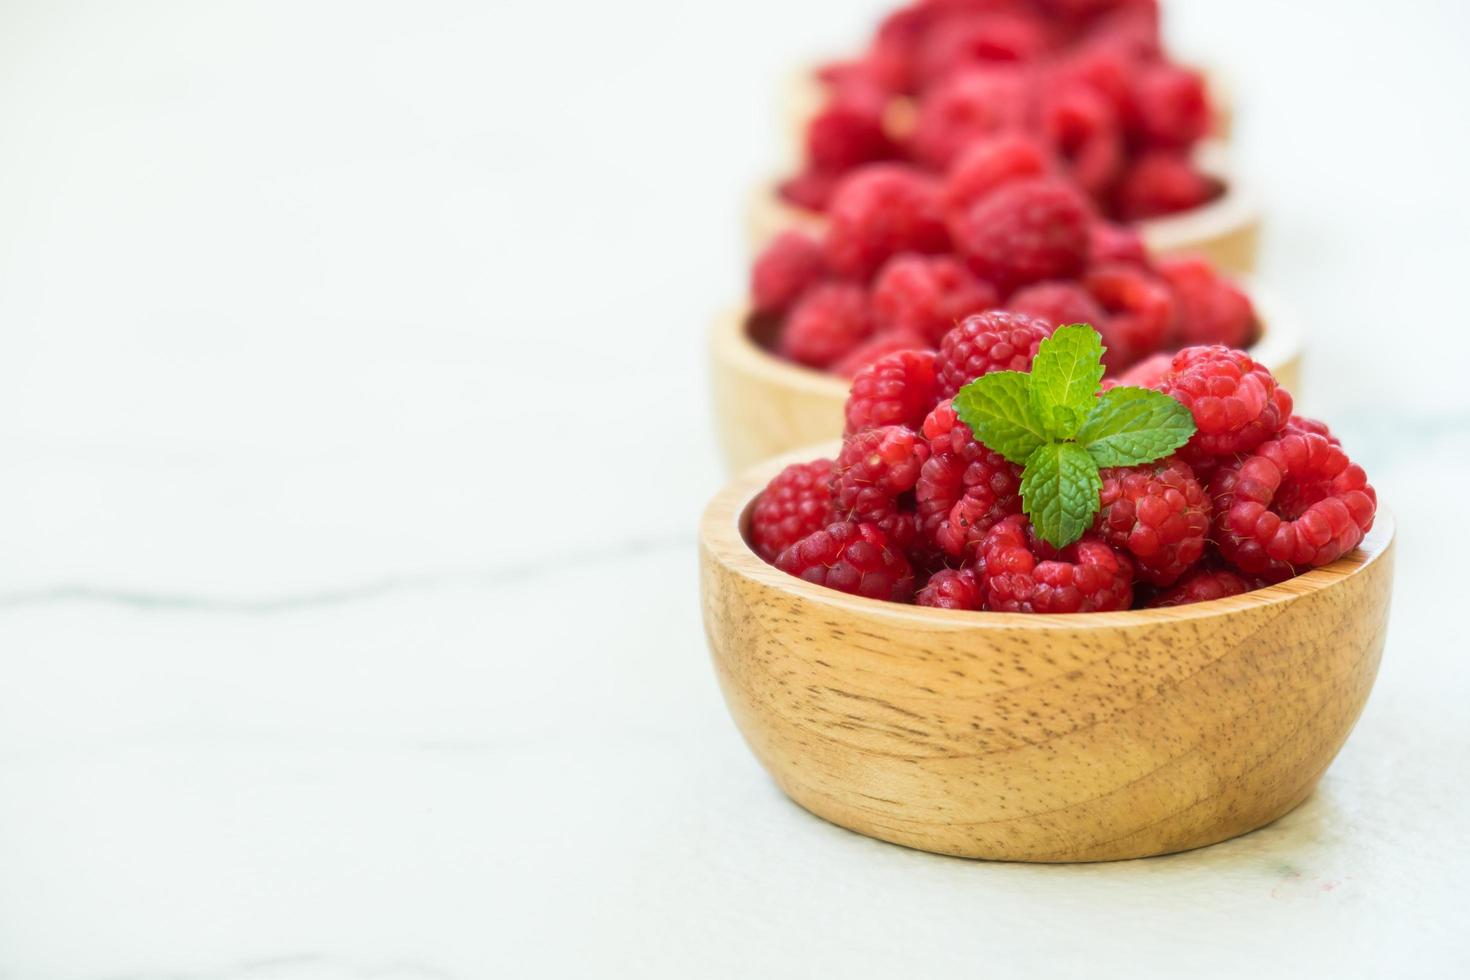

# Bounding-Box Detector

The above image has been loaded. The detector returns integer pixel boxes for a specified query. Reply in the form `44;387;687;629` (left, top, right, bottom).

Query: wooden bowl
700;449;1395;863
710;286;1302;472
747;142;1261;274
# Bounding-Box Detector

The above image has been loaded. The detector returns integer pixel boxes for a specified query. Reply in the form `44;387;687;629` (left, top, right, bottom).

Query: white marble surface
1;1;1468;977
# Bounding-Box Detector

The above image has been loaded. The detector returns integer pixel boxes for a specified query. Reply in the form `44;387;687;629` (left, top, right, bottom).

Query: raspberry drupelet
1158;345;1292;462
749;460;835;563
979;515;1135;613
775;521;916;602
1209;431;1377;581
1093;458;1210;586
935;310;1053;398
844;349;940;435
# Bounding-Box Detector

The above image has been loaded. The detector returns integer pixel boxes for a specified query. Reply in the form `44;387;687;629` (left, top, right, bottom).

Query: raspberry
830;425;930;552
824;165;951;280
950;177;1092;293
979;515;1134;613
1008;280;1109;333
916;567;984;610
1089;220;1149;267
1128;63;1212;149
915;12;1051;86
1283;415;1340;446
1159;346;1292;461
1114;152;1220;221
1147;566;1257;608
804;88;899;174
912;67;1033;171
778;169;841;212
1109;351;1173;389
779;282;874;368
916;400;1024;561
1209;432;1376;581
776;521;916;602
871;254;998;344
749;460;835;563
844;349;940;434
1159;257;1259;349
936;310;1052;398
1084;263;1177;371
751;232;824;316
833;330;931;378
941;134;1053;216
1093;458;1210;586
1040;81;1123;199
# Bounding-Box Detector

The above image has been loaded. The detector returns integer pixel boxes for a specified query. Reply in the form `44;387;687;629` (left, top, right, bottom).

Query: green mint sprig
953;324;1196;549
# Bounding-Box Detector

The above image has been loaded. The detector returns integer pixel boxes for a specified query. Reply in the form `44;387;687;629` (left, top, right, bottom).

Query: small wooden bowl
710;287;1301;472
747;142;1261;274
700;450;1395;863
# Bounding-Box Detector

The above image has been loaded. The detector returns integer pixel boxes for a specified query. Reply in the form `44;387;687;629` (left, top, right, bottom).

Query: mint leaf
1028;324;1106;434
953;371;1049;464
1077;387;1197;468
1021;443;1102;549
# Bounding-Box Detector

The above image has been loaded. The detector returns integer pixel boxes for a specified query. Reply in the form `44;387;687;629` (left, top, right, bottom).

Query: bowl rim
702;442;1394;632
712;279;1301;402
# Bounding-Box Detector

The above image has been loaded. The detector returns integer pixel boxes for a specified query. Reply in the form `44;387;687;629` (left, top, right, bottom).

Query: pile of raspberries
783;0;1221;223
751;158;1256;377
749;314;1377;613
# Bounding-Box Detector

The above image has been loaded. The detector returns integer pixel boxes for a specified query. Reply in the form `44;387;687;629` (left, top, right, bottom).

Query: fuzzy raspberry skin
936;310;1053;398
751;232;825;316
844;349;940;435
1127;63;1212;149
1008;280;1109;333
1084;263;1178;371
779;282;874;368
940;133;1053;216
833;330;931;378
1159;345;1292;461
1209;432;1376;581
916;567;985;611
1114;151;1221;221
912;67;1034;171
979;515;1134;613
871;253;998;345
949;177;1093;294
1159;257;1259;349
1093;458;1211;586
916;400;1024;561
1147;566;1257;608
775;521;916;602
830;425;930;552
749;460;836;564
824;165;951;280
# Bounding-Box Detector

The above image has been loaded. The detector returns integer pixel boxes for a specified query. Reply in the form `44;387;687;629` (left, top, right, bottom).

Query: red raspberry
1159;346;1292;461
1128;63;1212;149
1040;81;1124;200
1159;257;1259;349
824;165;951;280
844;349;940;435
778;169;841;212
1114;152;1221;221
941;134;1053;216
830;425;930;552
1093;458;1210;586
916;400;1024;561
915;12;1051;86
1210;432;1376;581
779;282;874;368
1084;263;1177;371
833;330;931;378
912;67;1034;171
1147;566;1257;608
950;178;1093;293
1109;351;1173;389
751;232;824;316
775;521;916;602
1089;220;1149;267
979;515;1134;613
749;460;835;563
871;254;998;344
1283;415;1340;446
804;88;899;174
936;310;1052;398
1008;280;1109;333
916;567;984;611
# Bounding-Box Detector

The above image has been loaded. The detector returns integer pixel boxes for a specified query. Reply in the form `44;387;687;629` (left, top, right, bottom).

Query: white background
0;1;1467;977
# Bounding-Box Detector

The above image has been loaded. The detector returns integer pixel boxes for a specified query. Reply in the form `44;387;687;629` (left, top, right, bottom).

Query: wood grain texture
747;142;1261;274
710;287;1302;472
700;447;1394;863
